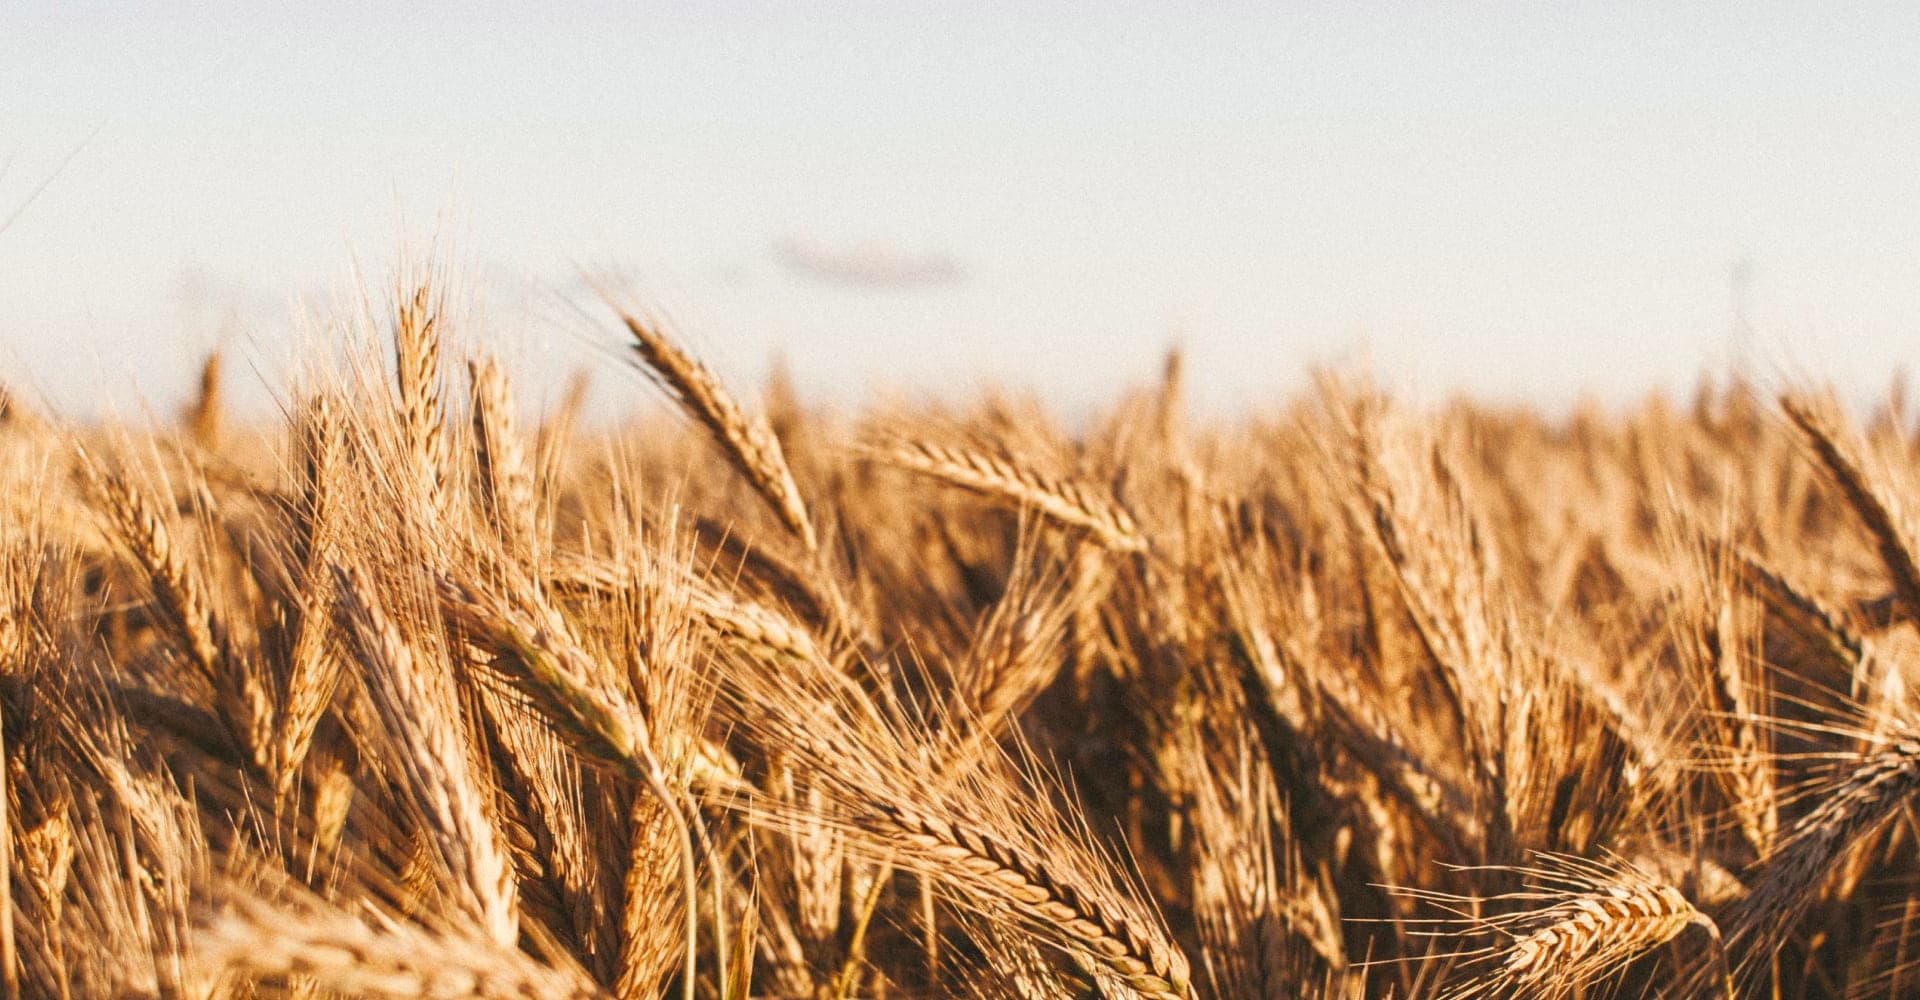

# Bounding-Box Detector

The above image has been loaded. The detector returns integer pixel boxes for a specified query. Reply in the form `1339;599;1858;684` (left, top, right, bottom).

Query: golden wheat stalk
394;282;449;509
623;313;817;553
868;437;1148;554
197;884;606;1000
1410;853;1727;1000
468;357;539;556
1783;395;1920;625
331;563;521;950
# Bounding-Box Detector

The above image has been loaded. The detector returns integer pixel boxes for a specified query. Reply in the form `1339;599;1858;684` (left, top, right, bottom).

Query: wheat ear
1497;877;1718;996
437;577;700;1000
331;563;520;950
92;468;275;777
1783;396;1920;625
875;800;1191;1000
1411;854;1727;1000
198;884;606;1000
469;357;539;556
184;349;223;448
394;282;449;509
1714;732;1920;984
623;313;817;553
869;438;1147;554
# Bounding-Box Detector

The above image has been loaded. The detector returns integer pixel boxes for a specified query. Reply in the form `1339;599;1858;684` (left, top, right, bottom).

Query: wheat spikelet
1182;703;1343;996
615;792;688;1000
1498;878;1705;988
1683;573;1778;860
271;393;349;796
1723;542;1865;671
436;577;652;780
91;470;224;686
956;530;1095;735
549;551;830;674
730;654;1190;1000
436;573;703;1000
959;918;1083;1000
687;583;829;667
1314;660;1486;858
91;467;277;777
875;800;1190;1000
1714;731;1920;983
184;349;223;448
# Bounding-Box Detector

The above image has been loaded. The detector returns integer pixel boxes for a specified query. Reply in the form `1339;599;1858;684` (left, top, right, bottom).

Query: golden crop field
2;275;1916;999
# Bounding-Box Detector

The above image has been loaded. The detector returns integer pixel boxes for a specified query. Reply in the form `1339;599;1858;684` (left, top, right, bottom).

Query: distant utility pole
1729;256;1754;382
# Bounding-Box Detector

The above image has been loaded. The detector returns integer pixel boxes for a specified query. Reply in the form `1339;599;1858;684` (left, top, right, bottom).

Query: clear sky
4;4;1920;418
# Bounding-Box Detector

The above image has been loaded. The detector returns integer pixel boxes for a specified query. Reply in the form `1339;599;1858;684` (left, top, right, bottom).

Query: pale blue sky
4;4;1920;417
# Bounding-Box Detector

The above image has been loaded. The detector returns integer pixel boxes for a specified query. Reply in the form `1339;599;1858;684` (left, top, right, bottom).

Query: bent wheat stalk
1783;395;1920;625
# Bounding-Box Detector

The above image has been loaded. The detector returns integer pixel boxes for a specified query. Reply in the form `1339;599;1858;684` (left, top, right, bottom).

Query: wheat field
1;275;1916;999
